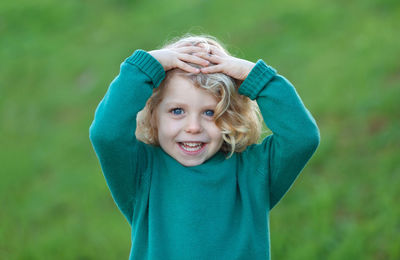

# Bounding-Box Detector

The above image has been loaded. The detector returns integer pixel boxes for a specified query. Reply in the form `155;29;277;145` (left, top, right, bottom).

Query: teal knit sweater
89;50;320;260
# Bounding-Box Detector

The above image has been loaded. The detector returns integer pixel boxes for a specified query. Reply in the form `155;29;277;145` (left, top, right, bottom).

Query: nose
184;115;202;134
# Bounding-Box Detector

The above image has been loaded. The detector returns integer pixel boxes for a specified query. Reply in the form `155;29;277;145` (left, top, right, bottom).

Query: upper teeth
183;142;202;147
180;142;203;152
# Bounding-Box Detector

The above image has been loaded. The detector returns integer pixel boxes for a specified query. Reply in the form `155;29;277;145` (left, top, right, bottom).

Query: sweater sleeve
239;60;320;210
89;50;165;224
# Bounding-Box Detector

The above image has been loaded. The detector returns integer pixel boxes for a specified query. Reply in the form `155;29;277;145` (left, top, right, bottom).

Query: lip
177;142;207;155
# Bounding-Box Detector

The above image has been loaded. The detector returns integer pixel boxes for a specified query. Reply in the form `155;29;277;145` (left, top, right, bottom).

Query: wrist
244;60;256;79
148;50;168;71
238;60;276;100
126;50;166;87
236;58;255;81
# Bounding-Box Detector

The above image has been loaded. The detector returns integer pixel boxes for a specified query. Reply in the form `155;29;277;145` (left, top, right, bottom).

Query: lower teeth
181;143;202;152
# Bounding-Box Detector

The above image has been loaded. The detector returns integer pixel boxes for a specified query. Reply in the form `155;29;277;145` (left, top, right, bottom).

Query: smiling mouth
178;142;206;153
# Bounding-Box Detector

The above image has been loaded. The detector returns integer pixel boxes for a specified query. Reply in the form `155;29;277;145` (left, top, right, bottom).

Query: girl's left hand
193;45;255;81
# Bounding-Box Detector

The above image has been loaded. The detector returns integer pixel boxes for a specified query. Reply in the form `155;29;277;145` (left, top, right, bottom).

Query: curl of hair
136;35;263;157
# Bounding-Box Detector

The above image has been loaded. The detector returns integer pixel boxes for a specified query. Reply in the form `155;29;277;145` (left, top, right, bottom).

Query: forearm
89;50;165;144
239;60;320;208
89;50;165;223
240;60;320;149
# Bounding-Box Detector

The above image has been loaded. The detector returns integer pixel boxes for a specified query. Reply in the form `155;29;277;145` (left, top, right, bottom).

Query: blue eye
171;108;184;115
204;110;214;117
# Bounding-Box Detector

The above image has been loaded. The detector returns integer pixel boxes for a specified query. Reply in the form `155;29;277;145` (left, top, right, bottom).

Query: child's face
156;75;223;166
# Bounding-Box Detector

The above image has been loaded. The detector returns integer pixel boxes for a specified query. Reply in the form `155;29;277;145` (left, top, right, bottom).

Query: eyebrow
163;102;217;109
163;102;187;107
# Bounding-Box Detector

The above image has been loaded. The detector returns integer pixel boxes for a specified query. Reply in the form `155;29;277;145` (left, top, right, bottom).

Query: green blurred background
1;0;399;259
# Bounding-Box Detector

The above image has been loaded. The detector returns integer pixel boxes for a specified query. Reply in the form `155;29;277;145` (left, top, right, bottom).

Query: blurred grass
1;0;399;259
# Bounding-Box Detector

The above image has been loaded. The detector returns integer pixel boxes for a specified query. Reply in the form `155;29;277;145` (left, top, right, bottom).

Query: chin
173;155;206;167
177;158;204;167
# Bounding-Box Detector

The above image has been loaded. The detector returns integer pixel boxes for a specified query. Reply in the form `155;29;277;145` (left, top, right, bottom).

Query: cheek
157;117;182;138
207;123;223;140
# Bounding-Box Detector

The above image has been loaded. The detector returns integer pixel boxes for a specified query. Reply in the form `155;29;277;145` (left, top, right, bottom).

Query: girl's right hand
148;43;210;74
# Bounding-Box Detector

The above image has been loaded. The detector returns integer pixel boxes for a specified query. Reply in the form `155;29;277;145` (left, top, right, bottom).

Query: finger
176;46;207;54
200;64;225;74
193;52;221;64
178;53;209;67
207;45;227;56
196;43;213;54
176;60;200;74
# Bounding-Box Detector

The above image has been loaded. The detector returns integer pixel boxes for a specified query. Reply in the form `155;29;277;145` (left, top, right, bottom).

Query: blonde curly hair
136;35;263;157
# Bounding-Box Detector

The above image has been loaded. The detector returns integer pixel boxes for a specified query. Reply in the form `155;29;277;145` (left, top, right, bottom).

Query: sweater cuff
125;50;165;88
238;59;277;100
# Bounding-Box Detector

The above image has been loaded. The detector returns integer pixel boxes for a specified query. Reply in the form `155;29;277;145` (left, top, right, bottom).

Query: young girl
89;35;320;260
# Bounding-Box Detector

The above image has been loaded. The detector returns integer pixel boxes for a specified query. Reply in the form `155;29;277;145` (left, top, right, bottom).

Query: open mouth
178;142;206;153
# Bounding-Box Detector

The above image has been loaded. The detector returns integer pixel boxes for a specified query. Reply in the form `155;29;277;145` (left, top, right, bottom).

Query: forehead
161;75;218;105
